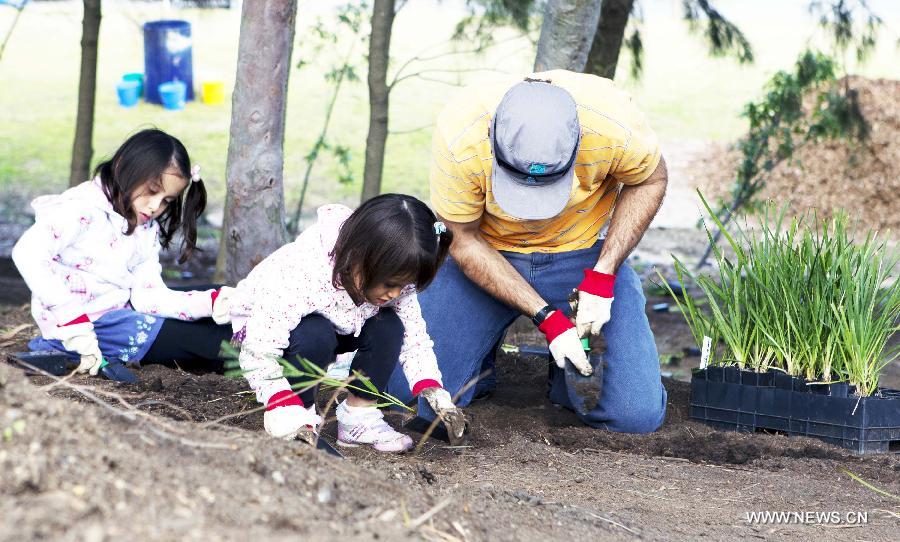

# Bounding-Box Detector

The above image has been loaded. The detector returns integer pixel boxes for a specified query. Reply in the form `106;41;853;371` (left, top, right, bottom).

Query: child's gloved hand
420;387;468;445
56;321;105;376
263;390;322;441
211;286;236;325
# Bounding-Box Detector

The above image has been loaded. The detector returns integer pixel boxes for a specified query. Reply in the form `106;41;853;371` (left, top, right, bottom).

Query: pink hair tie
190;165;201;183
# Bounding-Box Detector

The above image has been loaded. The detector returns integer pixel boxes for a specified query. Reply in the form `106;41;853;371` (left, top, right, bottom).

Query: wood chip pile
696;76;900;234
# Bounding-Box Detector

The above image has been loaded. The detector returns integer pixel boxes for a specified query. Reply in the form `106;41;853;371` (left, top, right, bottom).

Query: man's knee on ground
583;398;667;434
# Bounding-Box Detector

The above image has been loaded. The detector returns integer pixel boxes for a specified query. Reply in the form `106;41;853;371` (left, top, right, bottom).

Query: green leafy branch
697;49;867;268
683;0;754;64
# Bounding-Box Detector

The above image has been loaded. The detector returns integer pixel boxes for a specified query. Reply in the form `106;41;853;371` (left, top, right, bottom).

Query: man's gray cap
490;80;580;220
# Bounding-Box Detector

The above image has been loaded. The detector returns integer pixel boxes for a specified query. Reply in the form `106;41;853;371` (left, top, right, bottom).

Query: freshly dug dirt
1;302;898;541
694;76;900;233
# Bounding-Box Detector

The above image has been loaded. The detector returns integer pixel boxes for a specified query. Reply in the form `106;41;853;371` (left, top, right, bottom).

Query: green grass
1;1;899;221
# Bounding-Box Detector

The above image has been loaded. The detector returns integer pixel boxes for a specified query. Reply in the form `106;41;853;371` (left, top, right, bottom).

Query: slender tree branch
389;35;527;88
390;67;506;90
290;38;359;234
389;123;433;135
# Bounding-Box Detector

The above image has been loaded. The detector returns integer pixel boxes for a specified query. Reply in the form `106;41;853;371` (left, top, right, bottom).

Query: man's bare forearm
445;221;547;317
595;156;668;275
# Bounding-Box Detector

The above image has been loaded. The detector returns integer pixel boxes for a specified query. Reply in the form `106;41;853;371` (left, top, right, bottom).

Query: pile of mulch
694;76;900;234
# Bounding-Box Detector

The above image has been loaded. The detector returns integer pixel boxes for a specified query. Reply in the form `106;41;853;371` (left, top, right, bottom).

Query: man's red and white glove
56;315;105;376
575;270;615;338
211;286;236;325
537;310;592;376
263;390;322;441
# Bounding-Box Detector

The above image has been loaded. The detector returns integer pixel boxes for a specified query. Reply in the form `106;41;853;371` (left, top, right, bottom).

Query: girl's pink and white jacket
229;204;443;406
12;178;215;340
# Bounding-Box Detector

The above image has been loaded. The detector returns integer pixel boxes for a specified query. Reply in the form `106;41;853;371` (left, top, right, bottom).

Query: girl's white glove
264;390;322;441
420;387;468;445
211;286;236;325
56;322;105;376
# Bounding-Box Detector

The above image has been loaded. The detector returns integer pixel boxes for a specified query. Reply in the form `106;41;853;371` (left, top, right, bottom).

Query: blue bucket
116;80;140;108
122;72;144;98
158;81;186;111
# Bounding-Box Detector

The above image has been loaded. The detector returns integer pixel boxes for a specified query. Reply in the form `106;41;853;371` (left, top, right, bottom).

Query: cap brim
491;157;574;220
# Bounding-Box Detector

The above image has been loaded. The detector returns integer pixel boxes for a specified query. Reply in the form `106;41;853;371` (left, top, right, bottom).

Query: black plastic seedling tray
691;366;900;454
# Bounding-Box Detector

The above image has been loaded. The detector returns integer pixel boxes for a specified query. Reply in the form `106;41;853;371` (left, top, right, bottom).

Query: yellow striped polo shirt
430;70;661;253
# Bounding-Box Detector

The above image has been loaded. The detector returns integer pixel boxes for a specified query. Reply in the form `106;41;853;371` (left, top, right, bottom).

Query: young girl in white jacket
225;194;465;452
13;129;231;377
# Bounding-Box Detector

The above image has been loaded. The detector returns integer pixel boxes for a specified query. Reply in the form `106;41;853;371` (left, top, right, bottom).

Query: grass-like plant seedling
220;341;413;411
662;191;899;396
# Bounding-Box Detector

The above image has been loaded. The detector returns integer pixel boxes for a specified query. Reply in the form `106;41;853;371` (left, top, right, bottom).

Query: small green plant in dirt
661;191;900;396
2;419;26;441
219;341;412;411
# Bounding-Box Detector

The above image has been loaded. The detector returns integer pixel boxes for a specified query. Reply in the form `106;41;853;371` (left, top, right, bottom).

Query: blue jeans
386;243;667;434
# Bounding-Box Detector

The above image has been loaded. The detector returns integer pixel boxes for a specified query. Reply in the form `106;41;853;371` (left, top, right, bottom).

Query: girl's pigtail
436;224;453;269
177;177;207;264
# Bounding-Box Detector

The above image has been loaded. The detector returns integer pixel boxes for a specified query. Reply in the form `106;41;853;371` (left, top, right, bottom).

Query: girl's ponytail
435;221;453;271
174;177;207;264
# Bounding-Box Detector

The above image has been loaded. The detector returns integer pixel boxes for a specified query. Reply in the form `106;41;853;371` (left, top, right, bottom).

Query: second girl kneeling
223;194;464;452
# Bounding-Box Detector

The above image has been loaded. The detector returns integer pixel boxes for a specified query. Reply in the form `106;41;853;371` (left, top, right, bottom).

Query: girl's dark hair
331;194;453;304
92;128;206;263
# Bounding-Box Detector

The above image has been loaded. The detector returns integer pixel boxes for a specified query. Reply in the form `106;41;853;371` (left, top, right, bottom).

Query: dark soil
2;297;899;541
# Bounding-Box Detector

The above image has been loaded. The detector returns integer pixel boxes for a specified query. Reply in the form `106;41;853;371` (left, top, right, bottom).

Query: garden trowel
506;339;604;416
561;289;605;414
505;291;605;416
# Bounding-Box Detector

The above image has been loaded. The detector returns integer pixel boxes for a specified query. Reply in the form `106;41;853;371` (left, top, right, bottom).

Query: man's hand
211;286;236;325
538;310;592;376
575;270;615;337
56;321;105;376
420;387;468;445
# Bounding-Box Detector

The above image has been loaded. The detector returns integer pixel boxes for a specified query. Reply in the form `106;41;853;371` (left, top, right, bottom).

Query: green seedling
662;190;899;396
2;420;26;441
220;341;413;412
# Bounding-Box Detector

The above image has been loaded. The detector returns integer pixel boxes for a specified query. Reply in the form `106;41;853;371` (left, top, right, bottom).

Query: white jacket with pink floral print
12;178;215;340
230;204;443;406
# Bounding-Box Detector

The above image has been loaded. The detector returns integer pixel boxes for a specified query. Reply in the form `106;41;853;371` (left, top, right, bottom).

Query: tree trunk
534;0;603;72
216;0;297;284
360;0;395;203
585;0;633;79
69;0;101;187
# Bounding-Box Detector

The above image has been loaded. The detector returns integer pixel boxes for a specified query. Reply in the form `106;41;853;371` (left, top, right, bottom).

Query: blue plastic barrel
158;81;187;111
143;20;194;105
116;80;140;108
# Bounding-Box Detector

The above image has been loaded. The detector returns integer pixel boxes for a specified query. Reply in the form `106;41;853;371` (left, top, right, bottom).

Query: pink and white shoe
336;400;413;453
